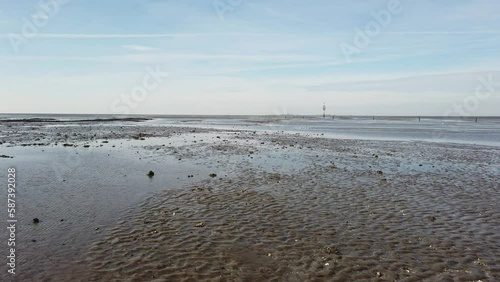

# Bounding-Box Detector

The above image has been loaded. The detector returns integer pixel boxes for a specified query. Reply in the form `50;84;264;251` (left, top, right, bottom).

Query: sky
0;0;499;115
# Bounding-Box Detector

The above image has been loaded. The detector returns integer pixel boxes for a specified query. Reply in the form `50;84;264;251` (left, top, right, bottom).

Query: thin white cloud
122;45;161;52
1;31;500;39
32;14;49;20
0;53;321;64
0;33;289;39
305;71;500;94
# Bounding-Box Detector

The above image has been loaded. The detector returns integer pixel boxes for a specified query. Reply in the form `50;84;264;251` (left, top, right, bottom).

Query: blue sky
1;0;499;115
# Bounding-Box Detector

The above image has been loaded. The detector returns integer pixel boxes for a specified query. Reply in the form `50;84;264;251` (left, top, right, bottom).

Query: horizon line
1;113;499;118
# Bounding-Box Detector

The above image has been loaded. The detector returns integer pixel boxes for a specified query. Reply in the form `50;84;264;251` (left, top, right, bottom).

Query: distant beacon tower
323;103;326;118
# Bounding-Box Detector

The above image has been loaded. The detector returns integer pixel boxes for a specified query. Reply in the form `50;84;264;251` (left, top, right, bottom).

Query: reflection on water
147;116;500;147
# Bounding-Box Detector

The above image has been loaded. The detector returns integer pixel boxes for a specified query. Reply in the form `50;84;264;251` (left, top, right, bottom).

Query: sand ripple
79;163;499;281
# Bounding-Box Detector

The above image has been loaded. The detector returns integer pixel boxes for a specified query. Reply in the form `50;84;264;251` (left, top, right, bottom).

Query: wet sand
0;119;499;281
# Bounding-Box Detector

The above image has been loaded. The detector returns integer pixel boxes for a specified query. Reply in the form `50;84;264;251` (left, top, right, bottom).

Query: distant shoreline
0;117;151;123
0;113;499;120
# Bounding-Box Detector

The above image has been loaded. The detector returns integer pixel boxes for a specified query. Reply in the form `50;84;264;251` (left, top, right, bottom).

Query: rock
195;222;205;228
324;245;341;255
209;173;217;178
0;155;13;158
33;218;40;224
83;145;90;148
102;141;109;143
427;216;436;222
377;170;383;175
147;171;155;177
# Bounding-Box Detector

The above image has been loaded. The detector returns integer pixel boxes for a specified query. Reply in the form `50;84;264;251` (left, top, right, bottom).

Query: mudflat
0;118;499;281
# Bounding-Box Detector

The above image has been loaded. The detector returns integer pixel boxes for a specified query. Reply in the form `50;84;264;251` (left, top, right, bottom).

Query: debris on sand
427;216;436;222
377;170;383;175
33;218;40;224
209;173;217;178
324;245;341;255
0;155;13;158
147;171;155;177
132;133;147;140
195;222;205;227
